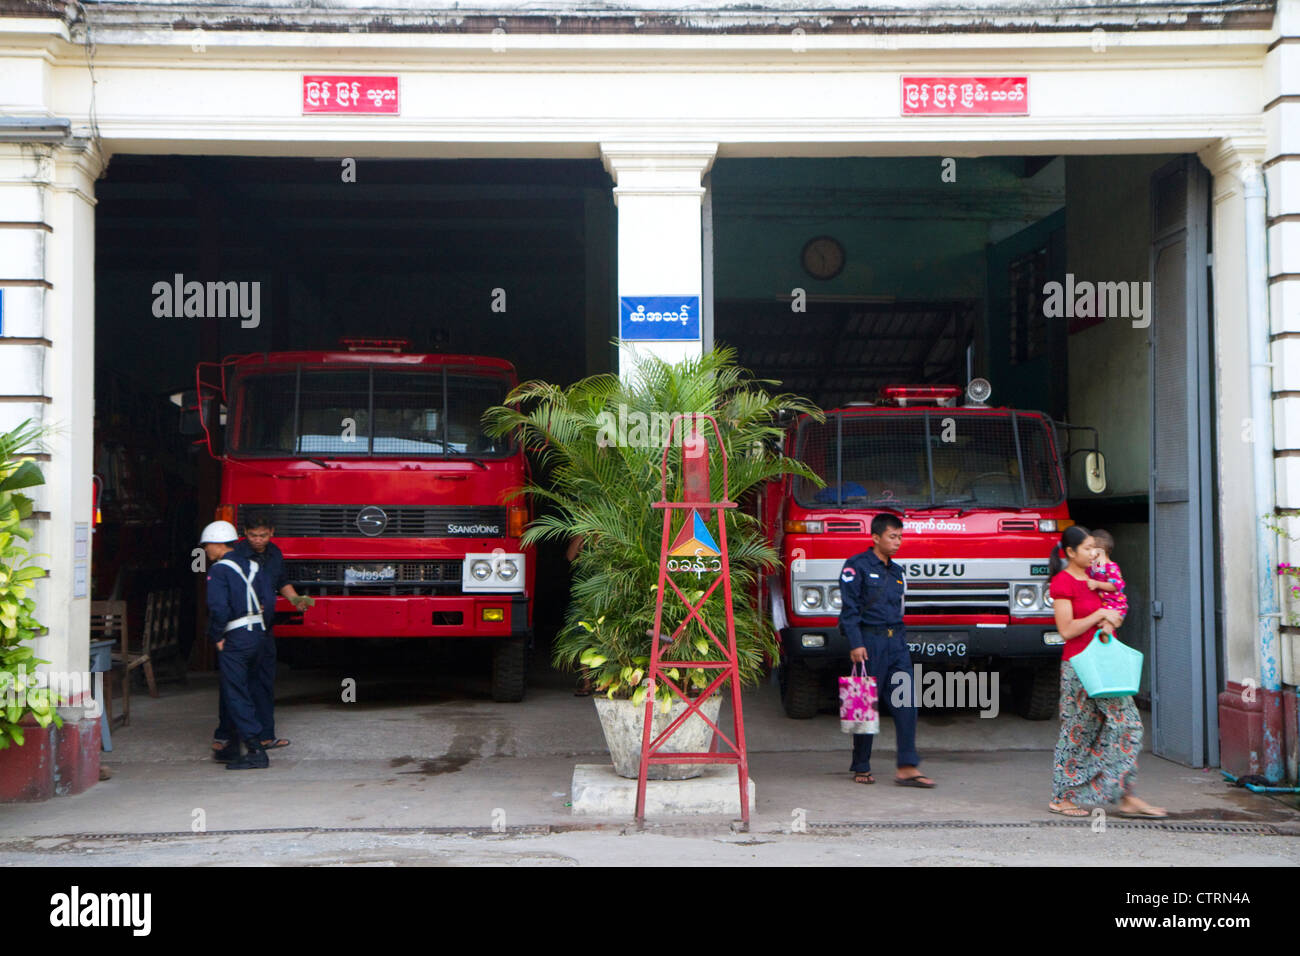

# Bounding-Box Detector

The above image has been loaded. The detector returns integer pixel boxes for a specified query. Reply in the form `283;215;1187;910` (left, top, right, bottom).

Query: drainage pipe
1243;161;1284;783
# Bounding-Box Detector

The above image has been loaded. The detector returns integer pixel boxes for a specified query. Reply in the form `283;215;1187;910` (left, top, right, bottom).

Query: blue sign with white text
620;295;700;341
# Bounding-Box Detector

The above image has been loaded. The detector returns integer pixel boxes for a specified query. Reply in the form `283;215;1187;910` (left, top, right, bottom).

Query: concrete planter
0;715;55;802
0;715;101;803
593;694;721;780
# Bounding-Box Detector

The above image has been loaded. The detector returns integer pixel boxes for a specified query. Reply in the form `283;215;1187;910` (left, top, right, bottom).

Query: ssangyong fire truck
762;382;1105;720
193;339;534;701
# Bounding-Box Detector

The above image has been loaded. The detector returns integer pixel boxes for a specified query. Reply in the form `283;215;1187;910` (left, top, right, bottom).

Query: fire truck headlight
828;587;842;610
801;633;826;648
1014;585;1038;608
1038;520;1058;532
471;560;493;581
496;559;519;582
800;587;824;611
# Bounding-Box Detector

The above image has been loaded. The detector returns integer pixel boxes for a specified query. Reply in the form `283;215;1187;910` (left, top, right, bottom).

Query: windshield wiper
445;449;489;470
304;457;330;469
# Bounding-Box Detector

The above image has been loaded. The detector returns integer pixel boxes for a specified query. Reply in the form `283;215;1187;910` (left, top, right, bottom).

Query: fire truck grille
284;560;464;595
905;581;1010;616
238;505;507;539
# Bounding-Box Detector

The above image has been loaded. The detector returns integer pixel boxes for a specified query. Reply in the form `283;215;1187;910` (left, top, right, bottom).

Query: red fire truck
192;339;534;701
761;382;1106;720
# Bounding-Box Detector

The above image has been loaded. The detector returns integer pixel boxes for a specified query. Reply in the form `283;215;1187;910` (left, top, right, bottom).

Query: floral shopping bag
839;663;879;734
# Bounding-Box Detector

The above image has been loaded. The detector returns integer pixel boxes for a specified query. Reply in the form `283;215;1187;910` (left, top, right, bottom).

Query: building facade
1;0;1298;780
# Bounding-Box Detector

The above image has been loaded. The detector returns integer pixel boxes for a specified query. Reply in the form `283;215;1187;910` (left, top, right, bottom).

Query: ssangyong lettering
447;523;502;535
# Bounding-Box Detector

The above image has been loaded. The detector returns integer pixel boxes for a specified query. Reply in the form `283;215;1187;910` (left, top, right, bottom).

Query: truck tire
491;635;529;703
1016;663;1060;720
781;660;821;719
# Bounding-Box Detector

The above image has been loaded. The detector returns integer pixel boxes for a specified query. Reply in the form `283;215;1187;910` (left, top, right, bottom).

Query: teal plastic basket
1070;629;1143;698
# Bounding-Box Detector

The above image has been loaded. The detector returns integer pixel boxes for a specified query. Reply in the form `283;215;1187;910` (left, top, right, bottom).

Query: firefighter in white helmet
199;519;270;770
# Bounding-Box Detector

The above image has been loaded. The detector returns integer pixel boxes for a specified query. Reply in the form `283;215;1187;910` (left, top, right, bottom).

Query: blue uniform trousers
217;625;266;744
850;627;921;773
217;629;276;742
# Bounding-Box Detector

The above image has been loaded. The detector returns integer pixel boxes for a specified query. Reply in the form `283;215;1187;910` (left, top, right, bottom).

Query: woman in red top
1046;525;1167;819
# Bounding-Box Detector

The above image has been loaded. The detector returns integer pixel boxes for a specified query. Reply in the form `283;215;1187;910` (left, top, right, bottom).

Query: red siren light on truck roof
879;385;963;407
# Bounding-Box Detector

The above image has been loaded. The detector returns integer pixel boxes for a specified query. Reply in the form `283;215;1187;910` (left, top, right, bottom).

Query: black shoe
212;740;239;763
226;741;268;771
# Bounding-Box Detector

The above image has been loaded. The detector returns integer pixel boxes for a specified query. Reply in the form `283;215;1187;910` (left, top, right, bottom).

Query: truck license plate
344;564;397;585
908;635;969;661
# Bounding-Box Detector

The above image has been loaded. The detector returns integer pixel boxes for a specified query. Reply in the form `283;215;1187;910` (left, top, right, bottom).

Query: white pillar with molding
601;143;716;379
0;138;102;708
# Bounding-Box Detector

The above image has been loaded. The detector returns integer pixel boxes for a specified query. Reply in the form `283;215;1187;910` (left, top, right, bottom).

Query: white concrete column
0;138;103;702
600;143;716;378
1198;138;1269;689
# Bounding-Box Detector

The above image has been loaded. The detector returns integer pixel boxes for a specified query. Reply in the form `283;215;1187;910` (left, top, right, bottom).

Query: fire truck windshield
229;366;514;458
793;410;1064;510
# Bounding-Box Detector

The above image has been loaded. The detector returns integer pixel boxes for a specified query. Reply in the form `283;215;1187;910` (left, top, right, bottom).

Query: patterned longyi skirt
1051;659;1143;805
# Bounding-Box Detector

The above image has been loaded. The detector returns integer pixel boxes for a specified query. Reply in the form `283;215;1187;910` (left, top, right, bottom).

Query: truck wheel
491;636;529;703
781;660;821;719
1016;663;1060;720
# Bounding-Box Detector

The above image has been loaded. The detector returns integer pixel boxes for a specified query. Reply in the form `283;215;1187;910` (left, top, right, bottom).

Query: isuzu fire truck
193;339;534;701
761;382;1105;720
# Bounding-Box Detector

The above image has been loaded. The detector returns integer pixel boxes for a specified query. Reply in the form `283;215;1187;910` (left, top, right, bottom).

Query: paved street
3;648;1297;866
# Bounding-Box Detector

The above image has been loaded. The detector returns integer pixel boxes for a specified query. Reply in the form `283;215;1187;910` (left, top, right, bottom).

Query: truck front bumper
781;622;1061;666
273;593;530;639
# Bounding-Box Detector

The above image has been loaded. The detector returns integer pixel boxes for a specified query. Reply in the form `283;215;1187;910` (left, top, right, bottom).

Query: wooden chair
142;588;186;686
92;600;151;727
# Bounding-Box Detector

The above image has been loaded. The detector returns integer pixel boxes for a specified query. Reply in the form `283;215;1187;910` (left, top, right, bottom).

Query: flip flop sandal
853;772;875;785
1048;804;1090;817
895;775;935;788
260;738;291;750
1115;807;1169;819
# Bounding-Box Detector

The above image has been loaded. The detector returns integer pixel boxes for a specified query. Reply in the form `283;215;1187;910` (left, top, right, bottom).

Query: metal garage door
1148;156;1218;766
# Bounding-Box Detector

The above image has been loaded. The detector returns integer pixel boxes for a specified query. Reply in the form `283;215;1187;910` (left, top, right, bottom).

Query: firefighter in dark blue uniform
838;512;934;787
211;514;310;757
235;513;310;751
200;520;269;771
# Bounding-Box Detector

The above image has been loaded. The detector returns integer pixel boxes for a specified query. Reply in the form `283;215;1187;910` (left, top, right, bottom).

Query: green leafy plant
0;420;59;749
1270;510;1300;627
484;346;822;709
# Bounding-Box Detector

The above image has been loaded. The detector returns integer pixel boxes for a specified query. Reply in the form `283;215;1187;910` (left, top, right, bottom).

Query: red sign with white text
901;76;1028;115
303;75;400;114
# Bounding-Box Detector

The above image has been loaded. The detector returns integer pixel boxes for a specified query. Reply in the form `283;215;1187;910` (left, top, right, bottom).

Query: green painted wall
710;157;1065;303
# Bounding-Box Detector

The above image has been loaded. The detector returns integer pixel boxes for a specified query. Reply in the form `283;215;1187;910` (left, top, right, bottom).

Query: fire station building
1;0;1299;782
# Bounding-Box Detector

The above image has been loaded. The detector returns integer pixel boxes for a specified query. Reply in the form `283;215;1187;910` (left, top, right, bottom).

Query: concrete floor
2;646;1297;865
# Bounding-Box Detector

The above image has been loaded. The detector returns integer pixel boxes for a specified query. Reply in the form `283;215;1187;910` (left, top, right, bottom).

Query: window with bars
1008;246;1049;366
231;366;513;458
793;410;1064;509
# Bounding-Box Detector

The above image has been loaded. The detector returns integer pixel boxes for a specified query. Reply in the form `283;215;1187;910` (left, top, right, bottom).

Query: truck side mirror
1085;451;1107;494
175;390;202;436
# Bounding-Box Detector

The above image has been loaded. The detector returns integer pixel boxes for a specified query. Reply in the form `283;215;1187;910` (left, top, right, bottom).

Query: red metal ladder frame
635;414;750;827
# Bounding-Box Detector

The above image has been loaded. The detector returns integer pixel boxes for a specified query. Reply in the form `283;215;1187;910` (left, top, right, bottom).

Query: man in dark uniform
200;520;269;771
839;512;934;788
234;513;311;752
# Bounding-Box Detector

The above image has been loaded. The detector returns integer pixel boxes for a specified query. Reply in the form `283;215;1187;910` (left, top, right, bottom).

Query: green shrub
0;420;58;749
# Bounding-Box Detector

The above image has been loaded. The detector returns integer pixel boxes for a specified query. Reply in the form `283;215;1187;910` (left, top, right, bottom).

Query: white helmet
199;520;239;544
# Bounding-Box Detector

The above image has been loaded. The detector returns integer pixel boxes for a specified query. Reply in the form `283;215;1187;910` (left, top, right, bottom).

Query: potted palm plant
484;347;820;779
